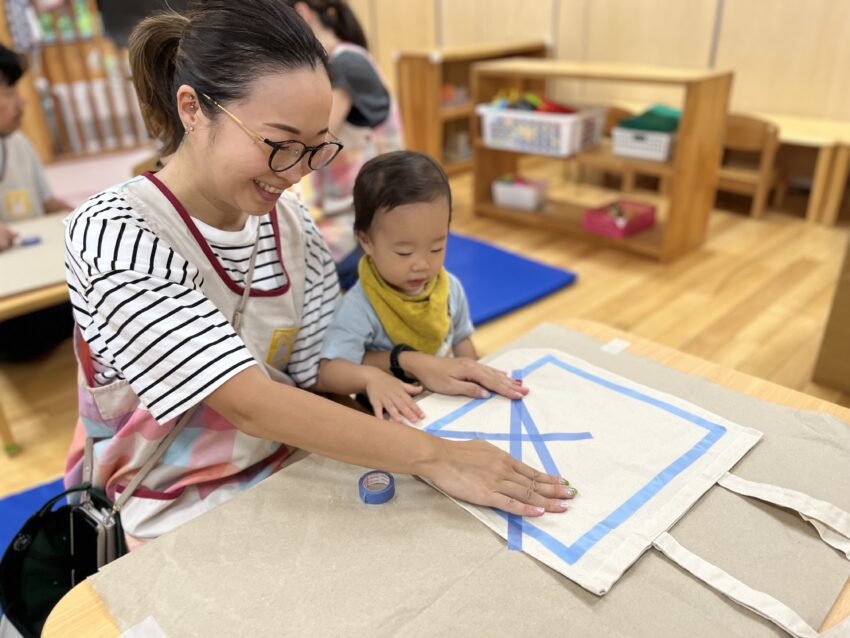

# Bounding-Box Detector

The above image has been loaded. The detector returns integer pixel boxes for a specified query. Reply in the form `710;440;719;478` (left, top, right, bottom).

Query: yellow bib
358;256;450;355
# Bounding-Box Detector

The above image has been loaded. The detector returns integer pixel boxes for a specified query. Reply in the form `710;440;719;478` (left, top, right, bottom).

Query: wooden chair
715;114;780;218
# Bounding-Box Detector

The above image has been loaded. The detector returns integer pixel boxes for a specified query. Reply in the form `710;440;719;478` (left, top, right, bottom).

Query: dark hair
128;0;329;155
286;0;368;49
353;151;452;233
0;45;24;86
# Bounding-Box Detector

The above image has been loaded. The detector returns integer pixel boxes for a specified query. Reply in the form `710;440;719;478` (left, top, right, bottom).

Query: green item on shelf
618;104;681;133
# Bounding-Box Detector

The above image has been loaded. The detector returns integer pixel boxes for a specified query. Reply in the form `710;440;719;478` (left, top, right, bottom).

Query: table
42;319;850;636
755;112;850;225
0;214;68;454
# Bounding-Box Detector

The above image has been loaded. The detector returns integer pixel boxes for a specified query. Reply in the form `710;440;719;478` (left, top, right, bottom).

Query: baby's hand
365;371;425;423
0;223;18;251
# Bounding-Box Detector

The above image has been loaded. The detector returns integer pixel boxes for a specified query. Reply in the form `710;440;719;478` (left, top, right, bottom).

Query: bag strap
653;532;821;638
36;483;92;518
102;224;262;517
718;472;850;559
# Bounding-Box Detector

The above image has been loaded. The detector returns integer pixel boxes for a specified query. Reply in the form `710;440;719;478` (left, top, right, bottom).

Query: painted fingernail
560;478;570;486
534;506;545;514
564;487;577;499
479;390;491;399
560;501;570;510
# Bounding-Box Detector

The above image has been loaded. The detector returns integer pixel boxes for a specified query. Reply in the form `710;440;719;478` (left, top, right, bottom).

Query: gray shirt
320;271;475;363
0;132;52;222
330;48;390;129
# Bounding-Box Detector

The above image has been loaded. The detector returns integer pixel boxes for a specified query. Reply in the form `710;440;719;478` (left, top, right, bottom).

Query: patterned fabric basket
476;105;605;157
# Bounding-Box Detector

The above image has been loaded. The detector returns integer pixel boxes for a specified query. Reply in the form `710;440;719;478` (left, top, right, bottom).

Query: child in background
318;151;484;422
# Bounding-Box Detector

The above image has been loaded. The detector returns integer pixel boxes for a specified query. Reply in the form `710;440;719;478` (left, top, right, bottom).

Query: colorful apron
65;174;315;547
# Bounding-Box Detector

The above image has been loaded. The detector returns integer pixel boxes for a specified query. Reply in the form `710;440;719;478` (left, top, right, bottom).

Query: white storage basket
612;127;675;161
476;105;605;157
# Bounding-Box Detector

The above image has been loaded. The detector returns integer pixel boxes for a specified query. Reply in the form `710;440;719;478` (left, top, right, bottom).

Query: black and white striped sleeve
285;203;341;388
65;192;256;423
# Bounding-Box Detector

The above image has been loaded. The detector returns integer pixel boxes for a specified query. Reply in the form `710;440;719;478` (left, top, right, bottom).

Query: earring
189;126;195;132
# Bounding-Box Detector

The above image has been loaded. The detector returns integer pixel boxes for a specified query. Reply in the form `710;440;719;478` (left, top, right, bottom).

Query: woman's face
199;67;333;215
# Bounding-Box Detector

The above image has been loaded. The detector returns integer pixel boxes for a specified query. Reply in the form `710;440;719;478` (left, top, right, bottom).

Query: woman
288;0;402;287
64;0;572;547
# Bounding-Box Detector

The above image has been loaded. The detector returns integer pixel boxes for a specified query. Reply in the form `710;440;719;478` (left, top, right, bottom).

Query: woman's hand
365;371;425;423
422;437;577;516
403;352;528;401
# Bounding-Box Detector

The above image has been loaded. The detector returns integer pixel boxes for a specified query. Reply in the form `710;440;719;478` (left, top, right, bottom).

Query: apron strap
231;224;261;333
106;222;263;517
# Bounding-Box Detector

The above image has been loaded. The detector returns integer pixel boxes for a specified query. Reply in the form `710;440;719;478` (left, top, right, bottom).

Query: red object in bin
582;200;656;238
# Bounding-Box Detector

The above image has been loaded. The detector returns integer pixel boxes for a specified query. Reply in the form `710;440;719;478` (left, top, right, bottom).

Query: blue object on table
18;235;41;247
358;470;395;504
445;232;577;325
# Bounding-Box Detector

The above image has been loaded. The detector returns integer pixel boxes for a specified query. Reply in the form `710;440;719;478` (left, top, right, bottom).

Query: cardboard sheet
90;325;850;637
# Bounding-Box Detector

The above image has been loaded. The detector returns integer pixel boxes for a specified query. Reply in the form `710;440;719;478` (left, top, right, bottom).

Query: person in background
287;0;403;288
0;44;71;248
0;44;74;361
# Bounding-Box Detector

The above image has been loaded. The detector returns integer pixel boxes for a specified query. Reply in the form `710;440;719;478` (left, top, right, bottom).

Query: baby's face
359;197;450;294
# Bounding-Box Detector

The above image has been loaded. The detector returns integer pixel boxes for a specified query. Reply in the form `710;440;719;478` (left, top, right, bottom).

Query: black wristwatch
390;344;417;383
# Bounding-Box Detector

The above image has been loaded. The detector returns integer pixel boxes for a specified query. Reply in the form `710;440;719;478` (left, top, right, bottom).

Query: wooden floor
1;169;848;498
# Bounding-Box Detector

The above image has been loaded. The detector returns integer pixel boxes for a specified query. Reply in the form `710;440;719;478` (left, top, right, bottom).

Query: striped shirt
65;188;339;423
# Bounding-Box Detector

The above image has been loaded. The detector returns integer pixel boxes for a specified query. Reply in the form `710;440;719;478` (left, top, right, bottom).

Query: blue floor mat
0;477;65;556
445;233;577;325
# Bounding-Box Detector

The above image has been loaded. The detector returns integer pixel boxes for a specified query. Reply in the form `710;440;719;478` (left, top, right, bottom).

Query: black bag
0;483;127;638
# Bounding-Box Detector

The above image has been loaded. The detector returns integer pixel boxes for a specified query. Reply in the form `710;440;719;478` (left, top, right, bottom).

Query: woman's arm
206;366;572;517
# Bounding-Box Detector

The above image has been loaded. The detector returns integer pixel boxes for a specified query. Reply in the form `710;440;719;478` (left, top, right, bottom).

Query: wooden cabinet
395;41;548;176
813;236;850;392
470;59;733;262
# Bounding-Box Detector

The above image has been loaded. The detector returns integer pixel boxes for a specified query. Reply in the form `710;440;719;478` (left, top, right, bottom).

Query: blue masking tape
359;470;395;505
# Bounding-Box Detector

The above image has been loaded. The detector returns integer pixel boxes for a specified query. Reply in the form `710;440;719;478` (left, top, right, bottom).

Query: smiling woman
60;0;574;554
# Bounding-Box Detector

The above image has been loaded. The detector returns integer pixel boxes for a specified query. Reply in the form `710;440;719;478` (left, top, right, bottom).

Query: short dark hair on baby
353;150;452;233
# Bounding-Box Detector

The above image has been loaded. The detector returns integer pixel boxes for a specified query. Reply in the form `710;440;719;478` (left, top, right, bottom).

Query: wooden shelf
398;40;552;63
472;58;731;85
471;61;732;261
440;102;474;121
477;200;665;259
396;41;549;176
444;158;474;175
574;139;674;178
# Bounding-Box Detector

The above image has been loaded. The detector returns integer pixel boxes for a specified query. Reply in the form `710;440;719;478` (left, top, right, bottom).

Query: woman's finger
493;494;547;517
447;379;491;399
497;480;570;513
511;460;566;486
505;473;577;500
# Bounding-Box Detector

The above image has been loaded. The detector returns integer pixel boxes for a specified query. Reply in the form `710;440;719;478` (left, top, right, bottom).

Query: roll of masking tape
358;470;395;504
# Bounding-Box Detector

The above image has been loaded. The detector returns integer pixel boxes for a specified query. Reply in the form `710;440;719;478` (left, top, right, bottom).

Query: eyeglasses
201;93;343;173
